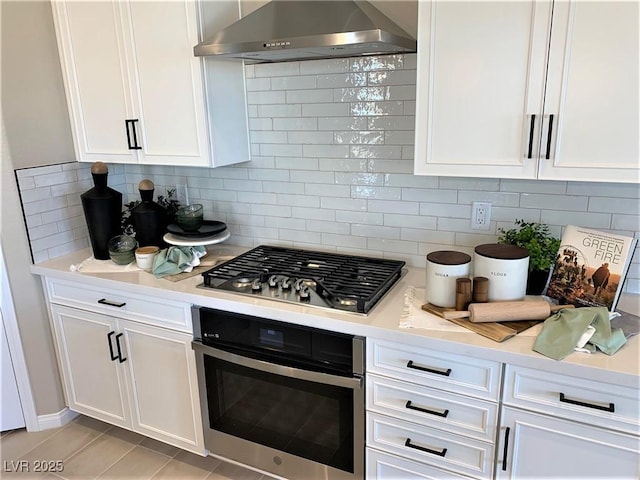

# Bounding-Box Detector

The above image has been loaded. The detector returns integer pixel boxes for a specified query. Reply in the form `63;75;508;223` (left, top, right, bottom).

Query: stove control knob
268;275;279;288
294;278;306;292
251;278;262;292
299;285;311;300
281;277;293;290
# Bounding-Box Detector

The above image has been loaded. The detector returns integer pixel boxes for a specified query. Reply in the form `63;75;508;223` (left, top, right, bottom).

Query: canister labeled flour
425;251;471;308
473;244;529;301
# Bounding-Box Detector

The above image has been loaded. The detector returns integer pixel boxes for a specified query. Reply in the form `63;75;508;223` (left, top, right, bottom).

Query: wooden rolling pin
443;300;574;323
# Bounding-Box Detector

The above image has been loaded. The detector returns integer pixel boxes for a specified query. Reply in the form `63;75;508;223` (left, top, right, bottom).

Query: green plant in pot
498;220;561;295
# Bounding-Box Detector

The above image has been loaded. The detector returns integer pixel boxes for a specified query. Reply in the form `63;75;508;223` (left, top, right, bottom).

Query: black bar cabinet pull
107;331;118;361
501;427;511;471
404;438;447;457
115;333;126;363
559;392;614;412
125;119;142;150
406;360;451;377
545;114;555;159
405;400;449;418
527;114;536;159
98;298;126;308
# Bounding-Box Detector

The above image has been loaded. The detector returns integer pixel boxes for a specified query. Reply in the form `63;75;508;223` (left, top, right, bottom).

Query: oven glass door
202;348;360;473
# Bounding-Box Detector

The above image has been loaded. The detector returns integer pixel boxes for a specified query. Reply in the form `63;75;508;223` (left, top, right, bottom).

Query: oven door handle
192;341;363;390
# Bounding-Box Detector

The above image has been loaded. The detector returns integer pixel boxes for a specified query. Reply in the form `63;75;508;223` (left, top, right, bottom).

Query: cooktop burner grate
199;245;406;314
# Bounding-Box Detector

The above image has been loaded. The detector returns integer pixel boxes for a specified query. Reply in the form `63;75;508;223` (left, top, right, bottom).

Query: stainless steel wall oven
192;306;365;480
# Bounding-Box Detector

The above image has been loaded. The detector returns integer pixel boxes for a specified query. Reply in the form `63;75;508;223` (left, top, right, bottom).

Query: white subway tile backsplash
567;182;640;198
288;131;334;144
305;183;350;197
299;58;350;75
612;214;640;232
520;193;588;211
335;210;383;225
351;186;401;200
15;55;639;295
541;210;612;229
302;103;350;117
306;220;350;235
273;118;318;131
589;197;640;214
368;199;419;215
403;188;457;203
286;89;333;104
271;75;316;91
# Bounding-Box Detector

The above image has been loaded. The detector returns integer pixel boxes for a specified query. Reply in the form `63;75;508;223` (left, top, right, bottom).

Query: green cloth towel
533;307;626;360
152;246;206;278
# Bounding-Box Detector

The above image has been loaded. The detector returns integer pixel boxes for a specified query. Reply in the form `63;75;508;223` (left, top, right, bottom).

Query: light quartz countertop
32;245;640;388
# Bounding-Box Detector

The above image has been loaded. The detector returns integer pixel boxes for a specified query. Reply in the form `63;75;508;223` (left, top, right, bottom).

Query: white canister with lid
473;244;530;301
425;251;472;308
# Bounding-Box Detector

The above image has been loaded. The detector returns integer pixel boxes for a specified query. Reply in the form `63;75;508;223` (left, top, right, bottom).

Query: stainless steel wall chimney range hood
194;1;417;63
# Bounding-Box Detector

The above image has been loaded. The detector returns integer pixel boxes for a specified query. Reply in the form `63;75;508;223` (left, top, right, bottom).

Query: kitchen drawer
367;373;498;442
367;412;494;480
503;365;639;435
367;339;502;401
45;278;191;332
367;448;471;479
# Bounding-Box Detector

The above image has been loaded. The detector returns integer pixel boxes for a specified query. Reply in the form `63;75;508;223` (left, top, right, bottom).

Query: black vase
81;166;123;260
526;269;550;295
130;181;168;247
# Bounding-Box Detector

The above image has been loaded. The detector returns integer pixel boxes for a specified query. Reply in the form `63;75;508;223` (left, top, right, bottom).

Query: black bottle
130;180;167;247
81;162;123;260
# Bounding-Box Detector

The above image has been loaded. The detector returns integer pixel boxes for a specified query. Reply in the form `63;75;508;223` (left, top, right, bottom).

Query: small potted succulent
498;220;561;295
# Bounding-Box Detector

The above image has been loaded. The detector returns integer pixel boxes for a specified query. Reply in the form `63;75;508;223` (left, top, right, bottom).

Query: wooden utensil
442;300;574;323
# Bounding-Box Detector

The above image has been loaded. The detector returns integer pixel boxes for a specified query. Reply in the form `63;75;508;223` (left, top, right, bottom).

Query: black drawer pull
404;438;447;457
107;331;118;361
545;114;554;159
501;426;510;471
115;333;127;363
559;392;614;412
527;114;536;159
125;119;142;150
405;400;449;418
98;298;126;308
406;360;451;377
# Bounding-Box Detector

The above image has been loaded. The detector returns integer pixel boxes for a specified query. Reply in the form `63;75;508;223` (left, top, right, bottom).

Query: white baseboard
36;408;78;431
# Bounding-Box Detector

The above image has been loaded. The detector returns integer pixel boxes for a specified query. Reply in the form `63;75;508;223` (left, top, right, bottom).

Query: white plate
163;229;230;246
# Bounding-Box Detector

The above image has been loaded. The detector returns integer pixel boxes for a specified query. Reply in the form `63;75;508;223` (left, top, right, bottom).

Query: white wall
0;0;73;417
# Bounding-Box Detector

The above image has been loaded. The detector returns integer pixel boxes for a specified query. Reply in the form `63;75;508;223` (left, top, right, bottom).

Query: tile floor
0;415;277;480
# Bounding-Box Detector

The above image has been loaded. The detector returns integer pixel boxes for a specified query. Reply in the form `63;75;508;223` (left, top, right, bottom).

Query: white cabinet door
125;1;210;166
120;320;205;454
496;407;640;479
414;1;639;183
539;0;639;182
50;305;130;429
53;0;212;167
52;1;136;164
414;1;551;179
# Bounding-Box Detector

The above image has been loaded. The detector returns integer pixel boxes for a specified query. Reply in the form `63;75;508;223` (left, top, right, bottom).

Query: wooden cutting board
421;303;541;342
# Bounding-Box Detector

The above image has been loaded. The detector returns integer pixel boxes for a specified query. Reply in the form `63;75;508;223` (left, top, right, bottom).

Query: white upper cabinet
414;1;639;183
52;0;249;167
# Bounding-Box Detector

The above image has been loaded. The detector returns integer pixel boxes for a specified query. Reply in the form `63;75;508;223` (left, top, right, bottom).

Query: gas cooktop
198;245;406;314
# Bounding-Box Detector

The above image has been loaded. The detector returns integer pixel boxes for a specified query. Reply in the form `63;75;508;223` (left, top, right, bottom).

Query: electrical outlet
175;184;189;206
472;202;492;230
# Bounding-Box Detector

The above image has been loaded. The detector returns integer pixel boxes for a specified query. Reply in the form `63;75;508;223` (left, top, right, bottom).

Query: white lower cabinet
366;339;501;479
47;288;205;455
497;365;640;479
496;407;639;479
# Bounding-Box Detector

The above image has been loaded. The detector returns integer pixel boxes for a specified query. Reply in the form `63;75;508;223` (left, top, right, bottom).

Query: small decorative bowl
176;204;204;232
108;235;138;265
